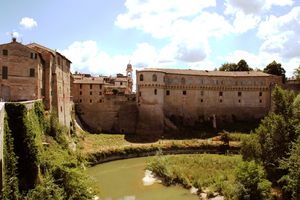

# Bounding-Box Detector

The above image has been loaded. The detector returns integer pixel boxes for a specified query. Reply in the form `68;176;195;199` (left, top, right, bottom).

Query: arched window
140;74;144;81
152;74;157;82
154;89;157;95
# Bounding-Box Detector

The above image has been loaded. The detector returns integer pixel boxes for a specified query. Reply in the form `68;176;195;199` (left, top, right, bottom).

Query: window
152;74;157;82
30;68;35;77
238;91;242;97
80;91;82;95
2;49;8;56
140;74;144;81
60;106;63;112
2;66;8;79
80;84;82;89
35;53;38;59
99;84;102;89
99;92;102;95
99;99;102;103
120;82;123;85
183;90;187;95
30;53;34;59
90;84;92;89
79;99;82;103
90;99;92;103
238;99;241;103
90;91;92;95
219;91;223;96
166;90;170;96
200;99;203;102
259;99;262;103
154;89;157;95
220;99;223;103
200;91;204;96
259;92;262;96
139;91;142;97
181;77;186;85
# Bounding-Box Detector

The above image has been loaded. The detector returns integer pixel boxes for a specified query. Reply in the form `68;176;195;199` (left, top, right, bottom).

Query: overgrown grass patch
147;154;242;197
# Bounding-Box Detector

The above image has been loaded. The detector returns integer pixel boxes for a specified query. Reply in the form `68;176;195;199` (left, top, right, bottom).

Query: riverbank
78;131;243;165
147;154;242;199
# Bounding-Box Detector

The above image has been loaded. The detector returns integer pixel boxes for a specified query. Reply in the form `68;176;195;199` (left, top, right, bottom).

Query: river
87;156;199;200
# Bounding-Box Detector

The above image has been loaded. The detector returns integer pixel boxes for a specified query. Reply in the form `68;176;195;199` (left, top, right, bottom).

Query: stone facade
136;68;282;135
72;64;135;133
0;39;71;128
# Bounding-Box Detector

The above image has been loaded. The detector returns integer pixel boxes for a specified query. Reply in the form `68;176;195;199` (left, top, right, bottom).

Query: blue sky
1;0;300;77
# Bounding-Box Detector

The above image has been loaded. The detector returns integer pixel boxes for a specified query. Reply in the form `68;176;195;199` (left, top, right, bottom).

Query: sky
1;0;300;77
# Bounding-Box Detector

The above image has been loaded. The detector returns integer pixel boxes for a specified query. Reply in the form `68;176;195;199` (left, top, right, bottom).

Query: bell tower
126;62;133;94
126;62;133;78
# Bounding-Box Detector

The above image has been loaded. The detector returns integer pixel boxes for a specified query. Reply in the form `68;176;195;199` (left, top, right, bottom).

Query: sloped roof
27;43;71;63
137;68;276;77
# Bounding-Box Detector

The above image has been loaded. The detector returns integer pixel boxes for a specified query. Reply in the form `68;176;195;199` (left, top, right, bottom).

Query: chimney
12;37;17;42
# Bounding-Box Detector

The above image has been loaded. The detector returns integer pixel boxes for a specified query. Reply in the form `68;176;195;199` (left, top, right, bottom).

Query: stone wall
136;69;282;135
76;95;138;133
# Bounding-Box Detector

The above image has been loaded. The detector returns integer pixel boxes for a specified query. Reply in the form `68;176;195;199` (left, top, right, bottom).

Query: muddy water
87;157;199;200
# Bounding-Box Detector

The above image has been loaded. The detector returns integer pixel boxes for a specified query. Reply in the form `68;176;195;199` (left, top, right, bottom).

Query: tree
280;136;300;200
295;66;300;80
235;161;272;200
264;61;286;82
219;59;252;71
219;63;237;71
237;59;252;71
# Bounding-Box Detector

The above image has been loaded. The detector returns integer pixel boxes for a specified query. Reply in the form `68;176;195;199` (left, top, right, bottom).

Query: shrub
235;161;272;200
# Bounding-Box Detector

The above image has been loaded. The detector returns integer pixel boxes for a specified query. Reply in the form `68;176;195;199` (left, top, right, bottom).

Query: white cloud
224;0;293;33
258;6;300;58
20;17;37;29
225;0;293;15
116;1;233;63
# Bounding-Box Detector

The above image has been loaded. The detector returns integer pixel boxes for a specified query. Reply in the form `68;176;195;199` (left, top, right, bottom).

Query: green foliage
295;66;300;80
47;112;69;147
147;154;241;196
235;161;272;200
279;136;300;200
219;63;238;71
5;103;42;191
24;176;65;200
3;101;96;199
293;94;300;121
263;60;285;81
272;86;295;120
112;88;119;95
240;134;261;162
219;59;252;71
241;87;298;182
2;115;20;200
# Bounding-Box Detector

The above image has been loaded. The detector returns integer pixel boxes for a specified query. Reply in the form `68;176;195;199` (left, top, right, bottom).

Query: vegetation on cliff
2;101;96;200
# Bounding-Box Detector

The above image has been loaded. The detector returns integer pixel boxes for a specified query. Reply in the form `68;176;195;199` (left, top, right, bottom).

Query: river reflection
87;157;199;200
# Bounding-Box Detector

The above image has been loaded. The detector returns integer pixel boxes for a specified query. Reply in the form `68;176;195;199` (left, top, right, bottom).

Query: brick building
0;39;71;128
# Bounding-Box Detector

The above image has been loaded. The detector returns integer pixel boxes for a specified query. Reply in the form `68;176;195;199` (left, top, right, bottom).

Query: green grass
147;154;242;197
227;132;252;142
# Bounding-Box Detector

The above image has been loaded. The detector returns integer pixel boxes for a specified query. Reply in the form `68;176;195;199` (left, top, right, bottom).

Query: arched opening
140;74;144;81
154;89;157;95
